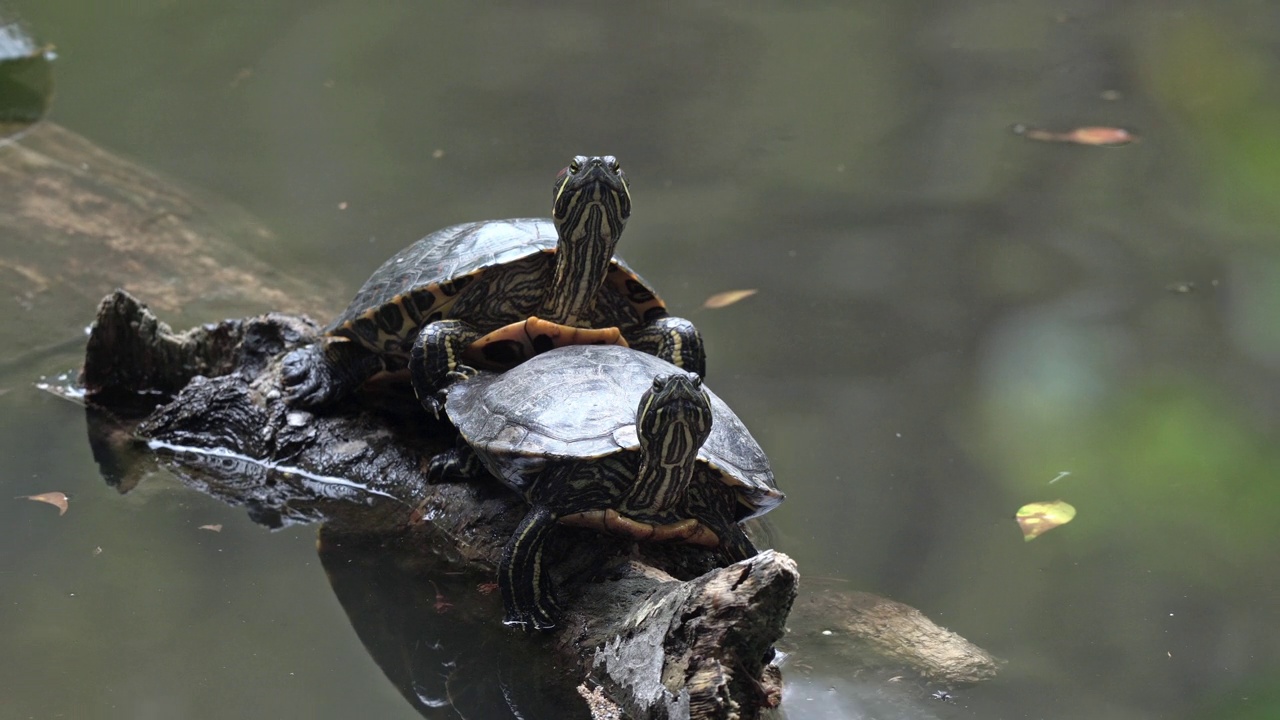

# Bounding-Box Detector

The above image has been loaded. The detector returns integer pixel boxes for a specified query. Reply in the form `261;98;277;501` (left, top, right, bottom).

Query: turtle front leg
627;315;707;378
282;338;385;408
499;505;561;631
425;436;486;484
409;319;484;416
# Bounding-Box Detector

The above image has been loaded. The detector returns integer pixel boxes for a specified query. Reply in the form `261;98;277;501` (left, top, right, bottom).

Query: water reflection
319;529;592;720
80;402;589;719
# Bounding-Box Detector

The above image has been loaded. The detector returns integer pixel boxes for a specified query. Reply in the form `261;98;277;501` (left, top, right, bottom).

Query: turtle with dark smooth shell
429;345;784;630
281;156;705;411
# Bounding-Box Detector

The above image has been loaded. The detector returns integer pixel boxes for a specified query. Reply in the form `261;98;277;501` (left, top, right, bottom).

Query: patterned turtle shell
328;218;665;356
442;345;783;519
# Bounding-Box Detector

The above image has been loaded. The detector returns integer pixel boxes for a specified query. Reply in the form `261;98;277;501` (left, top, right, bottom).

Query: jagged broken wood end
582;551;797;719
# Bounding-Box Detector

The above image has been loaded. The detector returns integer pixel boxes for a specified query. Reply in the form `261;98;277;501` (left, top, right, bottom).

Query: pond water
3;2;1279;719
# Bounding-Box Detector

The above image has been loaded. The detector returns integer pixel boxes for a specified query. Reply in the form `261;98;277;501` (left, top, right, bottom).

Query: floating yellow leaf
1015;500;1076;541
703;289;758;309
199;524;223;532
19;491;68;515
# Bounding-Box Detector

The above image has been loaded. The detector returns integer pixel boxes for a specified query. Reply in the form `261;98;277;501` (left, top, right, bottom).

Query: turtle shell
443;345;783;518
326;218;663;357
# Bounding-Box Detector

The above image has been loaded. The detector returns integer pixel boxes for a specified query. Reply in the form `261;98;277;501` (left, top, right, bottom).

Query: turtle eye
569;158;582;173
653;377;665;391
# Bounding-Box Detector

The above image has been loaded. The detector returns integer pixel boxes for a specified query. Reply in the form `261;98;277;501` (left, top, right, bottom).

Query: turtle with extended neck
430;345;783;630
282;155;705;411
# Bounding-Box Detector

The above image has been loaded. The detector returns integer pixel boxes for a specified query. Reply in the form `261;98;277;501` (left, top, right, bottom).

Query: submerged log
0;121;343;378
788;584;1002;685
83;288;797;720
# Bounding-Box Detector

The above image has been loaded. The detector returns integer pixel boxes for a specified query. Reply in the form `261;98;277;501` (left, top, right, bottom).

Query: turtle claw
422;392;446;420
281;346;333;408
502;604;558;632
444;364;480;385
424;365;478;418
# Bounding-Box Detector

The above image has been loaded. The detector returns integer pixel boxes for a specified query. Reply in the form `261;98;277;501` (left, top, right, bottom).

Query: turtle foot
424;451;452;484
443;364;480;385
502;604;558;632
421;364;478;419
281;339;382;409
421;393;445;421
425;443;484;484
281;345;340;408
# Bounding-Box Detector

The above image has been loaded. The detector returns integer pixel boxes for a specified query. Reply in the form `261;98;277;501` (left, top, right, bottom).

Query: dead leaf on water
19;492;68;515
1011;124;1138;147
229;67;253;88
199;524;223;532
1016;500;1076;541
703;289;758;309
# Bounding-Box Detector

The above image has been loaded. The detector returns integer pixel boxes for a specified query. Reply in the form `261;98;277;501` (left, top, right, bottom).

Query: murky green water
3;2;1279;718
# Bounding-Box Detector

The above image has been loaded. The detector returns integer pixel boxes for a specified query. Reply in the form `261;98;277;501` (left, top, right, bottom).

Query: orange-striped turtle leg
409;319;484;416
627;315;706;378
462;316;628;372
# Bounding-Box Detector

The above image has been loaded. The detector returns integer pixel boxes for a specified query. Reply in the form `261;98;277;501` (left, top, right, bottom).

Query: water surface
3;2;1278;718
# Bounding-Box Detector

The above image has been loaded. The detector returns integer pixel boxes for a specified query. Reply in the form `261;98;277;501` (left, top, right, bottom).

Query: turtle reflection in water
282;155;705;412
430;345;784;629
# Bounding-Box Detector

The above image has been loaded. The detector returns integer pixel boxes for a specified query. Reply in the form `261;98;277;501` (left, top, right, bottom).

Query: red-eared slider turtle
429;345;784;630
282;156;705;410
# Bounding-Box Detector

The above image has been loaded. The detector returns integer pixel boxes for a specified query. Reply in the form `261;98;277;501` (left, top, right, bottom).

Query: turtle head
635;373;713;465
552;155;630;248
543;155;631;325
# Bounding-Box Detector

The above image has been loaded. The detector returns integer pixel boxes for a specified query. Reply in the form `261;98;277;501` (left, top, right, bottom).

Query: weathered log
80;289;320;403
84;289;797;720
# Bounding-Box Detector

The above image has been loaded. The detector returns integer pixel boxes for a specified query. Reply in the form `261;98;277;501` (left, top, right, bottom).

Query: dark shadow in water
318;530;592;720
80;401;595;719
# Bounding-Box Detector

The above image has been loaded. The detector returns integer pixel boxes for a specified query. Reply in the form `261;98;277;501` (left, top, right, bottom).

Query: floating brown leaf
198;524;223;532
1012;124;1138;147
1015;500;1076;541
19;491;68;515
703;289;758;309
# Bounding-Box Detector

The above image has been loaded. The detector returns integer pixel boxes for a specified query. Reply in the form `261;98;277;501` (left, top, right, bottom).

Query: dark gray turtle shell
443;345;783;518
327;218;662;350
